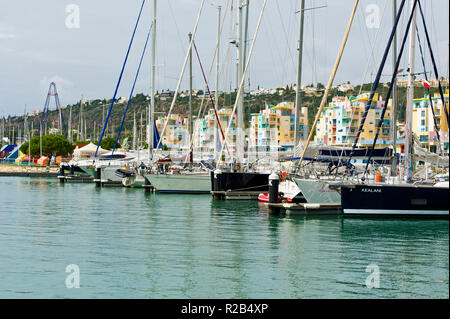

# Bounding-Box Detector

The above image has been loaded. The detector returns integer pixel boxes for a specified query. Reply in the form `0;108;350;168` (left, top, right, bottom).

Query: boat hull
211;172;270;192
77;164;96;177
292;178;342;204
341;184;449;217
145;173;211;194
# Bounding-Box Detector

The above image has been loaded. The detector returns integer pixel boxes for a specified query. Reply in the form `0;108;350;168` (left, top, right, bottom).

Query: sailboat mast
149;0;157;160
80;94;84;141
68;102;72;142
294;0;305;145
405;0;416;182
214;6;222;162
133;112;137;150
297;0;359;169
391;0;398;176
236;1;244;166
188;32;193;163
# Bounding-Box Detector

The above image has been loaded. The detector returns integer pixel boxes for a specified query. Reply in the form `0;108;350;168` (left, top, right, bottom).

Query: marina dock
265;202;341;215
211;190;262;200
57;174;94;183
0;171;59;178
0;164;59;177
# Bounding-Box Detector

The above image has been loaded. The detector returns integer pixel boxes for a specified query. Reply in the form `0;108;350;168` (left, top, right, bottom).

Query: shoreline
0;164;59;177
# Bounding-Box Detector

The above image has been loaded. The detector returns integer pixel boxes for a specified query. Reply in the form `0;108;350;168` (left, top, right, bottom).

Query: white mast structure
80;94;84;141
133;112;137;150
236;1;245;168
214;5;222;163
405;0;416;182
149;0;157;161
217;0;268;166
294;0;305;145
188;32;193;163
68;102;72;142
391;0;398;176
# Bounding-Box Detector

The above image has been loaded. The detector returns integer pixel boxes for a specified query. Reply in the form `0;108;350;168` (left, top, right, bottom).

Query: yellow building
156;115;189;150
315;93;392;147
412;90;449;152
249;102;308;153
193;107;237;156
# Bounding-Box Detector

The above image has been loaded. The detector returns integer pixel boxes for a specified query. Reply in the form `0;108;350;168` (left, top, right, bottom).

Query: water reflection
0;177;447;298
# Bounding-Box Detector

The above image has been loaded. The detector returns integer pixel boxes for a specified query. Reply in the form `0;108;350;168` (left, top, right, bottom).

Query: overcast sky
0;0;448;117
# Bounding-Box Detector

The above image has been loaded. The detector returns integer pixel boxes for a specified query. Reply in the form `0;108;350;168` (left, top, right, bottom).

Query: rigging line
340;0;390;169
196;0;231;121
429;1;442;73
417;0;449;128
357;0;389;97
346;0;407;172
220;2;235;108
261;24;283;86
275;0;296;73
363;0;419;176
358;0;378;80
167;0;188;56
415;23;442;154
155;0;206;152
311;0;317;84
356;3;370;66
112;24;153;157
95;0;146;158
217;0;268;165
192;40;231;158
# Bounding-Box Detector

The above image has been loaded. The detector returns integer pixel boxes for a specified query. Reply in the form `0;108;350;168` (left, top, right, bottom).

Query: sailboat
273;0;362;205
341;0;449;217
143;0;213;194
212;0;274;195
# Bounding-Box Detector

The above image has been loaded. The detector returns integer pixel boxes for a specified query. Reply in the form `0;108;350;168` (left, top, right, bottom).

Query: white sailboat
144;0;221;194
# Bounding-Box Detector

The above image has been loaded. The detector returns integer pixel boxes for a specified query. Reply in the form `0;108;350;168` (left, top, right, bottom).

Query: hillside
1;82;445;146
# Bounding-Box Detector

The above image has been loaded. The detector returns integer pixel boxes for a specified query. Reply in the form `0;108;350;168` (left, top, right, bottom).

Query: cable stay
345;0;407;174
415;23;442;154
112;23;153;158
95;0;146;158
416;1;449;128
362;0;419;176
192;40;231;159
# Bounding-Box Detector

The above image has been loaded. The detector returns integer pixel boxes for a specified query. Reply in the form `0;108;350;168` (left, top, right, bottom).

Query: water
0;176;448;298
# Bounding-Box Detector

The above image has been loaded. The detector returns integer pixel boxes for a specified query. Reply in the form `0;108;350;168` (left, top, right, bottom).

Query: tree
20;135;75;158
95;137;120;150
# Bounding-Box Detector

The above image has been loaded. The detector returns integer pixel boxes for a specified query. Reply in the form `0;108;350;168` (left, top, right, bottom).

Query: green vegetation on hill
3;83;445;144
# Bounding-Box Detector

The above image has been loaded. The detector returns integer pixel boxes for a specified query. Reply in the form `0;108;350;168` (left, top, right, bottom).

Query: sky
0;0;448;117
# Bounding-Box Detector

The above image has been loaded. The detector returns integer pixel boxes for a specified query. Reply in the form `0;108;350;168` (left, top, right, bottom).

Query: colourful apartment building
193;107;237;157
248;102;308;153
315;93;392;147
412;90;449;152
156;115;189;150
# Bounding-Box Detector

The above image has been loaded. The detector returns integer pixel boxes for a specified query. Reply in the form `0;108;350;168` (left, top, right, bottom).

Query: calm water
0;176;448;298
